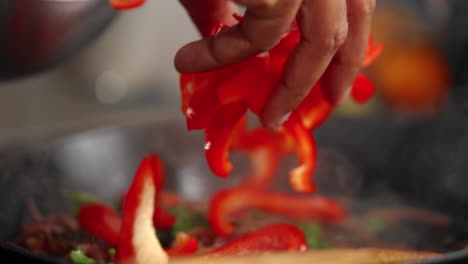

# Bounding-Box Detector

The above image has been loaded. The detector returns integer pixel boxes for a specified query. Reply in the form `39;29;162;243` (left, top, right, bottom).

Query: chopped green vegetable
62;190;101;215
296;222;330;249
108;248;116;258
366;216;387;233
169;207;209;236
70;248;96;264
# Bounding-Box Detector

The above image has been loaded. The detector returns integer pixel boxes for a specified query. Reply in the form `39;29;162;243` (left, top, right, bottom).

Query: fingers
179;0;239;37
260;0;349;129
174;0;302;73
321;0;376;104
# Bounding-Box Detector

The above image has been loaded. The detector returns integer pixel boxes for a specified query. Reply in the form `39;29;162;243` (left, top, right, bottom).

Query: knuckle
354;0;376;17
320;25;348;54
241;30;280;52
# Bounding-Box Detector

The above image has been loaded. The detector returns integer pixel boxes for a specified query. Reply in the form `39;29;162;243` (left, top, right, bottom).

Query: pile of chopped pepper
76;154;309;264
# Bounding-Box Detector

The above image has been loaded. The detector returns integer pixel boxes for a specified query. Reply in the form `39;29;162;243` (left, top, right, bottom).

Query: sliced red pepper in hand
209;188;345;237
165;232;199;257
78;203;122;246
180;18;383;198
282;114;318;193
248;32;298;115
247;67;278;115
116;155;168;264
185;76;221;131
351;74;376;104
205;223;308;257
109;0;145;10
205;101;248;178
217;58;267;105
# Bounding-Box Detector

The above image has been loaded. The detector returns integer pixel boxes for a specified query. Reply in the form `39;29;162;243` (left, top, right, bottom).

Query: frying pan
1;109;468;263
0;0;117;80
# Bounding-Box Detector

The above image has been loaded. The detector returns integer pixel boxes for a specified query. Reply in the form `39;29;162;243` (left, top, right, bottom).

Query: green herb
62;190;101;215
366;216;387;233
108;248;116;257
70;248;96;264
169;207;209;236
296;222;330;249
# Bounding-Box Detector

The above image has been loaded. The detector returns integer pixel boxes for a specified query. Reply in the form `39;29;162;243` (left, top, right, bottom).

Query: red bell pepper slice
247;67;279;115
165;232;199;257
232;128;280;189
205;101;249;178
185;63;249;130
180;73;196;115
209;188;345;237
362;35;384;68
295;84;333;130
240;146;279;189
78;203;122;246
248;31;299;115
282;114;318;193
217;57;267;105
116;155;168;264
205;223;308;257
120;154;176;230
351;73;376;104
153;206;176;230
109;0;145;10
185;77;221;131
252;192;346;222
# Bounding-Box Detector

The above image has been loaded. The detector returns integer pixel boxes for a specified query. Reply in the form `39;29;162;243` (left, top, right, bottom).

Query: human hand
175;0;376;129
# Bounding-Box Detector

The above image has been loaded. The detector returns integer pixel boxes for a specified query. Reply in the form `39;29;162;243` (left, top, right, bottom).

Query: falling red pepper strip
362;35;385;68
231;128;281;189
282;113;318;193
116;155;168;264
165;232;199;257
209;188;345;237
252;192;346;222
351;73;376;104
109;0;145;10
205;223;308;257
78;203;122;247
205;101;249;178
294;83;333;130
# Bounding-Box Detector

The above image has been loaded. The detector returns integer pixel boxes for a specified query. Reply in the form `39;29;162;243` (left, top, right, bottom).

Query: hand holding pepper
175;0;376;129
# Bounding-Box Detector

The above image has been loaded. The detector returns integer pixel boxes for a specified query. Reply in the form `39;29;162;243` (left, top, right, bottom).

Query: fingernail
338;86;352;105
277;111;292;126
262;111;291;132
269;111;291;131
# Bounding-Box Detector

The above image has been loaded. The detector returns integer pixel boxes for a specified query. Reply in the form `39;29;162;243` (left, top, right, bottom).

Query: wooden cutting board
171;248;440;264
